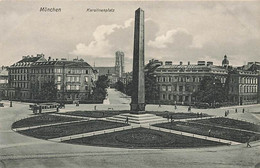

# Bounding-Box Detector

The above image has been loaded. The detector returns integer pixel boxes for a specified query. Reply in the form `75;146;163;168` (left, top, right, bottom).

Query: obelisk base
130;103;146;114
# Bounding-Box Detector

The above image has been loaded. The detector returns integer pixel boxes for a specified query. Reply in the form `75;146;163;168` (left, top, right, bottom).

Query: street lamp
213;76;217;108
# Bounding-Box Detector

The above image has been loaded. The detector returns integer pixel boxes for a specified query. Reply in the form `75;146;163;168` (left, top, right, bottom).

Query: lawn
12;114;83;128
64;127;226;148
63;110;128;118
147;111;210;119
153;121;260;143
18;120;129;139
192;117;260;132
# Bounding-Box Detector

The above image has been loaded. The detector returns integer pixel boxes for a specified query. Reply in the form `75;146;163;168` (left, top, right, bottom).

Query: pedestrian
94;105;97;111
235;108;237;113
197;112;199;118
242;108;245;113
170;115;173;123
159;103;161;108
200;112;203;118
208;129;211;136
125;117;129;124
175;105;177;110
246;140;251;147
188;106;191;112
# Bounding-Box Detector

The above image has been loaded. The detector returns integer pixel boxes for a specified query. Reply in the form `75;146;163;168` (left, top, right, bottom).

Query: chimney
207;61;213;66
188;61;190;65
197;61;205;66
180;61;183;65
48;57;51;61
165;61;172;65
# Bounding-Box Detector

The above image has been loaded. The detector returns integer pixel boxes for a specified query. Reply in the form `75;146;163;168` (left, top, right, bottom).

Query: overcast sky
0;1;259;72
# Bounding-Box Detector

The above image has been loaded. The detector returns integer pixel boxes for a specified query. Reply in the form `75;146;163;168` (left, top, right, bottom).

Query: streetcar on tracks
29;103;60;114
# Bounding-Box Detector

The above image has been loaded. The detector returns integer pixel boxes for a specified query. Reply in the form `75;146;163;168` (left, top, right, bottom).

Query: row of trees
114;73;159;103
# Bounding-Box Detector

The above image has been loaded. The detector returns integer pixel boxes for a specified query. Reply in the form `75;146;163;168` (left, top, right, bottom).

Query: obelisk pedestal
130;8;146;114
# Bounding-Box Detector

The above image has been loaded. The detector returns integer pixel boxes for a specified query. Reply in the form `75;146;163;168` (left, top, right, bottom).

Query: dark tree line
192;76;229;105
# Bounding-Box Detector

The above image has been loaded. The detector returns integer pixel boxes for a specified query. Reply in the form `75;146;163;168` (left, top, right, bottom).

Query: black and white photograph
0;1;259;168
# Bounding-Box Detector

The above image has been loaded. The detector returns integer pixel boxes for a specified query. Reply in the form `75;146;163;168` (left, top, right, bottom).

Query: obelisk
130;8;146;114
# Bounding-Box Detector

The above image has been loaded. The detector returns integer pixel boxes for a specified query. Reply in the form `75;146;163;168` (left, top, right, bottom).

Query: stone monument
130;8;146;114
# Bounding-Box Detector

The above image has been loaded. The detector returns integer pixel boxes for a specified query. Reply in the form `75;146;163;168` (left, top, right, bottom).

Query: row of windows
161;94;190;102
11;82;29;89
160;85;196;92
240;85;258;93
10;75;29;81
157;76;226;83
10;68;90;75
239;77;257;84
57;76;89;82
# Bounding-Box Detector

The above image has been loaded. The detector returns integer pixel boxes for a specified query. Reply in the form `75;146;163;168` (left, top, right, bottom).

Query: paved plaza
0;88;260;168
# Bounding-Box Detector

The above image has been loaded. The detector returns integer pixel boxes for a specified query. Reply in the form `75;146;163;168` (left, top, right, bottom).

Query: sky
0;1;259;72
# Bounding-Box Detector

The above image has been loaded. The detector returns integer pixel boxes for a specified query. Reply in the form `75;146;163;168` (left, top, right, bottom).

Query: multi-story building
8;54;46;100
0;66;9;99
8;54;96;102
145;56;260;106
147;58;229;105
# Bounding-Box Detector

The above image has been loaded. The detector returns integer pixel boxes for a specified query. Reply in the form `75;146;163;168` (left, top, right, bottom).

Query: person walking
208;129;211;137
246;140;251;147
242;108;245;113
170;115;173;123
125;117;129;124
235;108;237;113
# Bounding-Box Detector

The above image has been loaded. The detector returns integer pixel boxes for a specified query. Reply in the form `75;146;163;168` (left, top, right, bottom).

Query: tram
29;103;60;114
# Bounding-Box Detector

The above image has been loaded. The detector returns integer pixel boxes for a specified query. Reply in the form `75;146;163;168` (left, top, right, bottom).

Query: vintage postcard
0;1;259;168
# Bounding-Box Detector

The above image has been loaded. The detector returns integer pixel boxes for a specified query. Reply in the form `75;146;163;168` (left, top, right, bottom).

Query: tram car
29;103;60;114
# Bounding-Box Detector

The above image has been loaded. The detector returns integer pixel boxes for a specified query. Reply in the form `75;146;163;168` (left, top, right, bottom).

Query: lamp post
213;76;216;108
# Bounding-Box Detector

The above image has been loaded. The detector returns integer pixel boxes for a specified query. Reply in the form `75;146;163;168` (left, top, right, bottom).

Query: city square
0;89;260;168
1;1;260;168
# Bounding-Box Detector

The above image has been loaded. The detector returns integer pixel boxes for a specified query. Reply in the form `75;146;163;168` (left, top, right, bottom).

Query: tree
115;80;125;93
31;81;57;101
145;73;159;103
192;76;228;105
91;75;109;101
40;81;58;101
125;81;133;96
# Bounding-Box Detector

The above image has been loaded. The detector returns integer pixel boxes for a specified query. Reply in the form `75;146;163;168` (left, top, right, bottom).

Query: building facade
0;66;9;99
146;56;260;106
8;54;96;102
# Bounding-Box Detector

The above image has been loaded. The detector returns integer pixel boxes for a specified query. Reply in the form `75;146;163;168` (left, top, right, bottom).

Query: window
162;94;166;100
86;70;89;74
57;85;61;90
85;77;88;82
168;94;171;100
162;86;166;91
167;86;172;91
76;85;80;90
179;86;183;92
57;76;61;82
67;85;71;90
67;76;71;82
76;76;80;82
